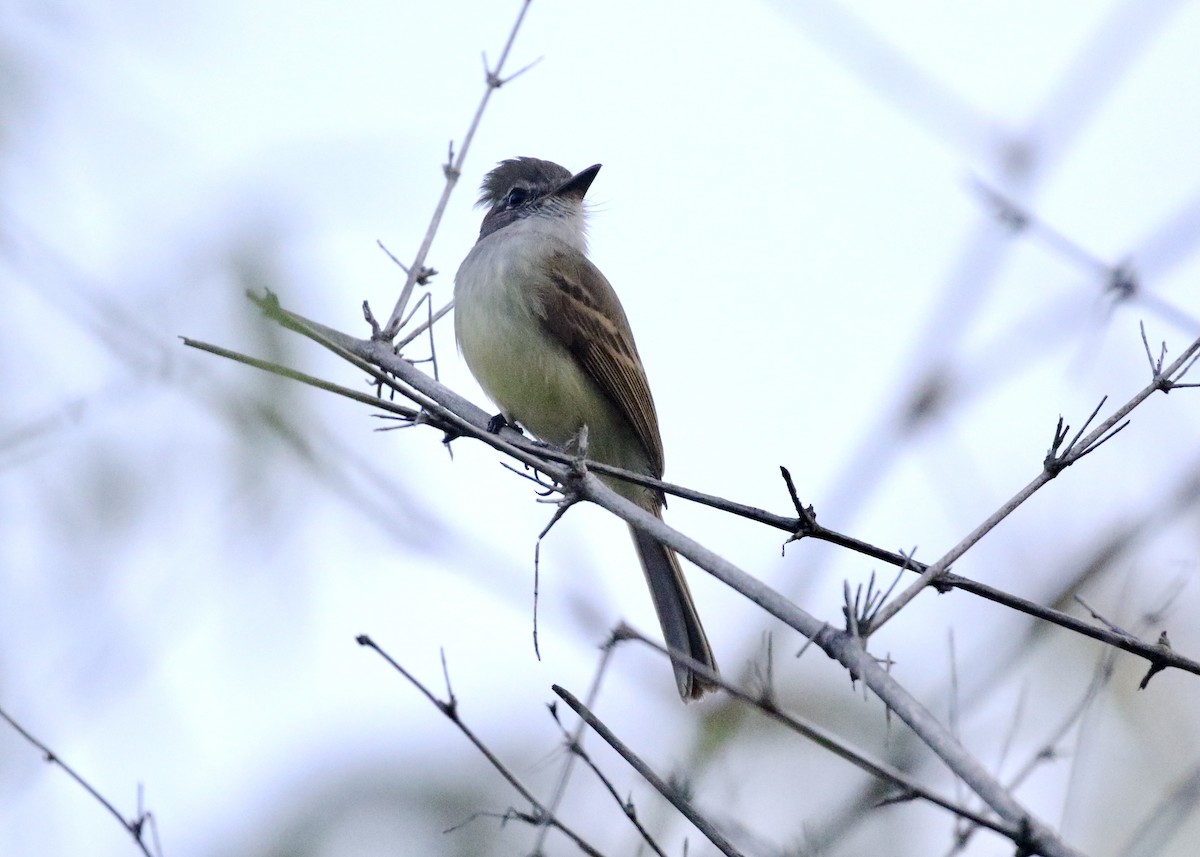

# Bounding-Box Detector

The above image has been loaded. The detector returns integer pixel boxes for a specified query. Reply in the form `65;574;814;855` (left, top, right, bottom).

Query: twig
547;702;668;857
179;337;423;423
552;685;745;857
381;0;536;339
944;599;1156;857
355;636;605;857
396;299;455;351
532;641;617;856
1141;321;1200;389
1138;632;1174;691
614;625;1019;839
531;483;583;662
0;705;159;857
779;465;818;538
865;331;1200;635
1073;596;1135;638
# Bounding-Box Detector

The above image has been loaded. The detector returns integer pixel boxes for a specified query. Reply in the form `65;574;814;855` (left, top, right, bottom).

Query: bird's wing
535;247;665;477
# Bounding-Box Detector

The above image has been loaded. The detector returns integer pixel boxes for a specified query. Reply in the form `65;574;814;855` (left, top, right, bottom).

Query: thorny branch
861;329;1200;636
183;309;1200;686
187;295;1111;857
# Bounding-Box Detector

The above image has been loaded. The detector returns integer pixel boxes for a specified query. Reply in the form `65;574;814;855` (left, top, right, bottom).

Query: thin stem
866;333;1200;634
356;636;605;857
552;685;745;857
381;0;535;339
616;625;1017;838
0;706;157;857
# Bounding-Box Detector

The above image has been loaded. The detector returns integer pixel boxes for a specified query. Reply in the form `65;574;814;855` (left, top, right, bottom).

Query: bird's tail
629;512;718;700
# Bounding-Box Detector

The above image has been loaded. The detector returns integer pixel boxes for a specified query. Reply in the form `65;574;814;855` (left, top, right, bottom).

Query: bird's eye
505;187;530;208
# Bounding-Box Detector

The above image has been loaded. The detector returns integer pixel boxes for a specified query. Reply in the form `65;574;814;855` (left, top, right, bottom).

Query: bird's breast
453;233;643;472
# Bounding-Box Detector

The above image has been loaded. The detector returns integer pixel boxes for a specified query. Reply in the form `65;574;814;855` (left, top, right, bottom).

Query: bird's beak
553;164;602;199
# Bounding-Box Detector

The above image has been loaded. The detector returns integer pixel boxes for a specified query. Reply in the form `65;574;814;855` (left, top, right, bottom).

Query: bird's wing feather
535;247;665;477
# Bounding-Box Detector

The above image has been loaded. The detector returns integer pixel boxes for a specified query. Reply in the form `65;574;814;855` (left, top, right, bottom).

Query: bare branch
381;0;537;339
865;330;1200;634
0;705;159;857
947;597;1165;856
546;703;668;857
532;640;617;856
616;625;1019;839
553;684;745;857
191;295;1200;857
395;299;455;351
183;317;1200;684
355;636;606;857
180;337;425;424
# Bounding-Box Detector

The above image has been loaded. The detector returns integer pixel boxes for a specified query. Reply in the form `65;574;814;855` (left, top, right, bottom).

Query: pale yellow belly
455;291;651;501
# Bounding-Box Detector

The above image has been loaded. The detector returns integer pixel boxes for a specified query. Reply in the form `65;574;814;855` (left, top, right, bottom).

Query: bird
453;156;717;699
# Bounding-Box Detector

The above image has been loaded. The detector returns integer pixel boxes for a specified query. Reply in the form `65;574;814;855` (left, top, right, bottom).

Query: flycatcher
454;157;717;700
